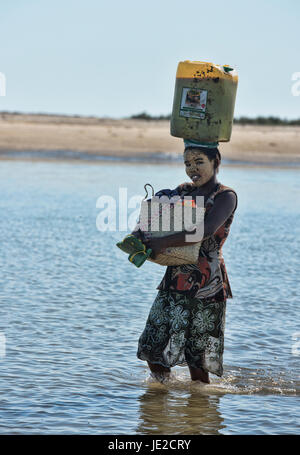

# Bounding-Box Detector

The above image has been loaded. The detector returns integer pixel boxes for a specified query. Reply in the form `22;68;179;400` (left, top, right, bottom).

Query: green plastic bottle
170;60;238;142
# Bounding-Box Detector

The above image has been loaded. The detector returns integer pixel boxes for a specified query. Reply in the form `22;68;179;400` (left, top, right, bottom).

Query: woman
135;140;238;384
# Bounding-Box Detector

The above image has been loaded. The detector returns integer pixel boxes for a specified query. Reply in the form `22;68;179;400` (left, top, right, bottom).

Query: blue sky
0;0;299;118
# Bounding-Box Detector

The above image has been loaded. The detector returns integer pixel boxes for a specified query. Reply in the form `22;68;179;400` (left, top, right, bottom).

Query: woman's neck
191;175;219;195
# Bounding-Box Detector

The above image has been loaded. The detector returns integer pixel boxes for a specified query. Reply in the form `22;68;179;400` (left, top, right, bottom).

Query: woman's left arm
202;191;237;239
144;191;237;257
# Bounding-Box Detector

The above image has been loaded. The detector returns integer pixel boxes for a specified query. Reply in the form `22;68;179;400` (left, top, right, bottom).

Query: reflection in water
136;383;225;435
135;364;299;435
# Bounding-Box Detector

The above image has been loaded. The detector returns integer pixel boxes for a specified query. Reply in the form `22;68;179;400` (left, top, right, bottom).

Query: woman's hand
130;227;145;241
143;237;167;260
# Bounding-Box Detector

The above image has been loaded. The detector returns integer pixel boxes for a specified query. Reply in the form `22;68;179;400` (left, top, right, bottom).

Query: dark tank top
156;181;238;302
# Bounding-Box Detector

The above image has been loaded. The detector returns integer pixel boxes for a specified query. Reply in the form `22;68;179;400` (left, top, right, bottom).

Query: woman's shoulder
213;183;238;212
215;183;238;198
174;181;238;202
174;182;194;195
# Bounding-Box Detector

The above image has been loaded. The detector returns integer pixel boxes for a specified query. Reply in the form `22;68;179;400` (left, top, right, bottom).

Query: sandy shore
0;112;299;165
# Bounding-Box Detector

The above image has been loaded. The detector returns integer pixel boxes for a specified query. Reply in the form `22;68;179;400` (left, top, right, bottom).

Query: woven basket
137;184;204;266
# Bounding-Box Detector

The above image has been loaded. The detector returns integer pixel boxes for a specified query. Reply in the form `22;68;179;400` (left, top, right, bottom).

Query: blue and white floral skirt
137;290;227;377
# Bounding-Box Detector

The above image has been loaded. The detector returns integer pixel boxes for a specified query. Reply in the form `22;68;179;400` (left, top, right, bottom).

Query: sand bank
0;113;299;165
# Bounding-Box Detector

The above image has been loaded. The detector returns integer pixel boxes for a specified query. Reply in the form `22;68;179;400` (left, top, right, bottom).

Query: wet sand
0;113;299;165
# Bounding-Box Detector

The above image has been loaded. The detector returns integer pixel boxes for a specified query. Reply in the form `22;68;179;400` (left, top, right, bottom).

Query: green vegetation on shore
0;110;300;125
129;111;300;125
233;116;300;125
129;112;172;121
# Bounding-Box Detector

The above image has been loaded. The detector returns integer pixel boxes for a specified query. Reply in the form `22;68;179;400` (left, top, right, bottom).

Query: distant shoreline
1;149;300;169
0;113;299;166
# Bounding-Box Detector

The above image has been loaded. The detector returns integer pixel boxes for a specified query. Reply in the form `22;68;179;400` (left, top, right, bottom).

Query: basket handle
143;183;154;200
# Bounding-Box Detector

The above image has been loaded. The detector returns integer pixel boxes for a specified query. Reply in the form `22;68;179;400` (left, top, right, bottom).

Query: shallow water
0;159;299;435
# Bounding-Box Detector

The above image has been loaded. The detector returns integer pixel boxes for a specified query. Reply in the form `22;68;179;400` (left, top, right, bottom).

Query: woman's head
183;146;221;187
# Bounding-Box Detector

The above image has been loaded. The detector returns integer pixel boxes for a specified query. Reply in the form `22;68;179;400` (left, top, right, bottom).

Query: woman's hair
184;146;221;172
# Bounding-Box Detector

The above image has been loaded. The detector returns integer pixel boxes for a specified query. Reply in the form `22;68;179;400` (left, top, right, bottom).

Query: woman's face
184;149;216;187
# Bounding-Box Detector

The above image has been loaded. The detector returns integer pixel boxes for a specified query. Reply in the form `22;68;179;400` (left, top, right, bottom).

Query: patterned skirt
137;290;227;377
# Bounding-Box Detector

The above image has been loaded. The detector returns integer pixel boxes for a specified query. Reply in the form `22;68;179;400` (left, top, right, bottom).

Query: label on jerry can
179;87;207;119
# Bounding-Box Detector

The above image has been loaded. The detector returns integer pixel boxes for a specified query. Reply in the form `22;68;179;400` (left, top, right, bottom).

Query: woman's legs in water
148;362;210;383
147;362;170;382
188;365;210;383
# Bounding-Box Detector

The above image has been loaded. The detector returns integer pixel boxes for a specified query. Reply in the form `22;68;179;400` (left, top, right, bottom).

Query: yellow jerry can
170;60;238;143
